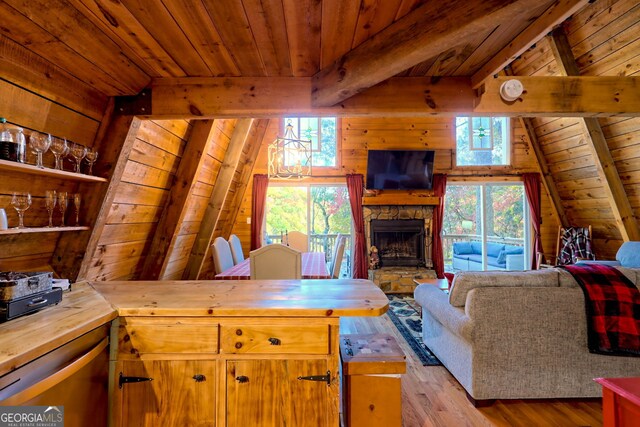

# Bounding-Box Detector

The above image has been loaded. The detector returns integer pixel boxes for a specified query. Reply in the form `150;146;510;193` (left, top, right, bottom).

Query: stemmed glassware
45;190;57;228
73;193;81;226
50;137;68;170
11;192;31;229
30;133;52;169
69;143;87;174
84;148;98;175
58;192;68;227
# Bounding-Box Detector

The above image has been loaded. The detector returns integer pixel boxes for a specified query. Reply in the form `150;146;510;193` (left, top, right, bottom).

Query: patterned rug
387;294;442;366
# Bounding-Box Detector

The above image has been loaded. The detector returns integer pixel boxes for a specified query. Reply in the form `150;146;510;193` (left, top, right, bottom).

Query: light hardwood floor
340;314;603;427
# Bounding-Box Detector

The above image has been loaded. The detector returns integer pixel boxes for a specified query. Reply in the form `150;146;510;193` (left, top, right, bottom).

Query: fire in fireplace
370;219;425;267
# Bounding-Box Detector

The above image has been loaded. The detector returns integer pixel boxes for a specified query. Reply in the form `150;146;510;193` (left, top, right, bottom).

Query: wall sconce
268;119;312;179
499;79;524;102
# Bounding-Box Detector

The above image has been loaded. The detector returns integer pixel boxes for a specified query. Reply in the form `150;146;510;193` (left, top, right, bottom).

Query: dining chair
331;236;346;279
211;236;234;274
250;244;302;279
228;234;245;265
286;230;308;252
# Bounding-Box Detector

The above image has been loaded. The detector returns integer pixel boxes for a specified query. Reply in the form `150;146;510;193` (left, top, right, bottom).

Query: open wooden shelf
0;226;90;235
0;159;107;183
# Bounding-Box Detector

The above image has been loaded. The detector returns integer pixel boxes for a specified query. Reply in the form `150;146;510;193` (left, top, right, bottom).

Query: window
284;117;337;167
264;184;352;278
455;117;510;166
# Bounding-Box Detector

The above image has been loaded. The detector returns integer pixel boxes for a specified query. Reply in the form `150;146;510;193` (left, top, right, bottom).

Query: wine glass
58;191;68;227
73;193;81;226
11;192;31;229
45;190;57;228
50;137;68;170
84;148;98;175
69;143;87;174
30;133;52;169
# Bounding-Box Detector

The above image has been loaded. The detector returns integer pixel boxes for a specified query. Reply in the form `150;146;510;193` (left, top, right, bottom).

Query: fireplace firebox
370;219;425;267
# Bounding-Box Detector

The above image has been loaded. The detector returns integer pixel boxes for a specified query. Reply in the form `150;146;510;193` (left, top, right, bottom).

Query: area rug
387;294;442;366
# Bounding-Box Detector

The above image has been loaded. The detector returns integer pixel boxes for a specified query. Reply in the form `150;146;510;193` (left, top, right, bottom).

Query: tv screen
366;150;435;190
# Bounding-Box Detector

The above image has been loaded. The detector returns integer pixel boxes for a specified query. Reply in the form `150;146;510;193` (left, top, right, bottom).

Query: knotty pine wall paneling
85;120;191;281
510;0;640;259
0;76;106;272
226;117;559;271
161;119;237;280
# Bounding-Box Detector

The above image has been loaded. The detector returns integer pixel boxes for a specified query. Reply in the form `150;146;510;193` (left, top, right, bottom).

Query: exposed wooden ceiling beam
140;120;218;280
310;0;541;107
549;27;640;242
182;119;255;280
146;76;640;118
471;0;590;89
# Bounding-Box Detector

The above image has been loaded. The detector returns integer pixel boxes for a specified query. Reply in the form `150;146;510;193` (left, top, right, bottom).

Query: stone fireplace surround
363;205;436;293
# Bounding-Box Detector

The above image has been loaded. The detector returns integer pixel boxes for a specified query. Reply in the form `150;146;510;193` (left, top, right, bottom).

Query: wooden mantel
362;191;439;206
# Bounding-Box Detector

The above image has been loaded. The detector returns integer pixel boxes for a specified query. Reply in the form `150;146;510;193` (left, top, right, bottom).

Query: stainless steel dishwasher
0;324;110;427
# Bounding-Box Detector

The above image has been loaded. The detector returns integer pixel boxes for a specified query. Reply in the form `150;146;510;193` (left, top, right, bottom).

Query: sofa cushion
487;256;505;268
617;242;640;267
449;269;562;307
470;241;482;254
453;241;473;255
487;243;505;258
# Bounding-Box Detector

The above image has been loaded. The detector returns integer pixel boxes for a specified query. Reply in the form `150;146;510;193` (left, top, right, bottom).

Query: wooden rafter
311;0;541;107
549;27;640;242
471;0;589;89
220;119;269;238
140;119;217;280
146;76;640;119
52;112;142;281
182;119;255;279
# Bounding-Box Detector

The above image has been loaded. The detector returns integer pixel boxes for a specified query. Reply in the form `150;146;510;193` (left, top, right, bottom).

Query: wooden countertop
0;282;117;377
90;279;389;317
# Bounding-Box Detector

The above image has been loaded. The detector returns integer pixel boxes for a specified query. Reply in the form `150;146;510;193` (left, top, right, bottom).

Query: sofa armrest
414;284;472;340
506;254;525;270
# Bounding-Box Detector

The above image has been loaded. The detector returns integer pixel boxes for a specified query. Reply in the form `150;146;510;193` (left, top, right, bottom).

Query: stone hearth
368;267;436;293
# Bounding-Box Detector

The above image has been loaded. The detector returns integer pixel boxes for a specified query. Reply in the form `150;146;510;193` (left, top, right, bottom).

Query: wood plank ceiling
0;0;582;100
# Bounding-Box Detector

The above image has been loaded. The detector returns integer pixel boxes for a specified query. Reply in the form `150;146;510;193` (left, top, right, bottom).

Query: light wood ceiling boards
0;0;591;100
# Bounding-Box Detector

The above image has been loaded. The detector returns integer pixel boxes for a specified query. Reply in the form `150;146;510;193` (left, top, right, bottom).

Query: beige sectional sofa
414;268;640;402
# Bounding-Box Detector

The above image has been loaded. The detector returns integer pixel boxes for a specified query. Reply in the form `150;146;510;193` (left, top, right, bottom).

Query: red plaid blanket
562;264;640;356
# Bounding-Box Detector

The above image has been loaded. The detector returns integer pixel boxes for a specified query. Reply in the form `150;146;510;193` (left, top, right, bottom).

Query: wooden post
182;119;254;279
52;113;141;281
220;119;269;238
140;120;218;280
549;27;640;242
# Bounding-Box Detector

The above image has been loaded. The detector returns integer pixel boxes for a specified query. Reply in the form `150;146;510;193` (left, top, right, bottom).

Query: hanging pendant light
268;119;312;179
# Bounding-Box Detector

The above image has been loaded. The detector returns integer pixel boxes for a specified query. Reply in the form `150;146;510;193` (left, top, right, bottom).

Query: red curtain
523;172;543;269
250;174;269;250
432;174;447;279
346;174;367;279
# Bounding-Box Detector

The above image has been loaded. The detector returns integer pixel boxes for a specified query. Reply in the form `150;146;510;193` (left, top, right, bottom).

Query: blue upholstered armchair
576;241;640;268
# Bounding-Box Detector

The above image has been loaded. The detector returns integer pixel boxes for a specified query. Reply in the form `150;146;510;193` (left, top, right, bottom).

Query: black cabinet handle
268;337;281;346
193;374;206;382
119;373;153;389
235;376;249;383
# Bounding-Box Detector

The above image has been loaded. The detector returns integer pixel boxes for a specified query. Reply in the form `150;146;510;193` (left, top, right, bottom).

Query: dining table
214;251;331;280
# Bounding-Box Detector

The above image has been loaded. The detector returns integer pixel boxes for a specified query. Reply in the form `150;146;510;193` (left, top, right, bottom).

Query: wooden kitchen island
92;279;388;427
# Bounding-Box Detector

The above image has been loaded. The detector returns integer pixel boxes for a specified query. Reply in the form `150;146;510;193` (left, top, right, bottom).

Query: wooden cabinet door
119;360;216;427
226;359;330;427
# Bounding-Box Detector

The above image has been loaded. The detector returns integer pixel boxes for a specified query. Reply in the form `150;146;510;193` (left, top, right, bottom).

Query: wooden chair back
250;244;302;279
286;231;308;252
331;236;346;279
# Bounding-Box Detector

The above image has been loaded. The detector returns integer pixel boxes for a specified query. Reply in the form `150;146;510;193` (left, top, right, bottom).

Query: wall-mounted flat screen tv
365;150;435;190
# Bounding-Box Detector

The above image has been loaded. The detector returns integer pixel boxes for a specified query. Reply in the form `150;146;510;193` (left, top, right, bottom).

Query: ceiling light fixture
268;119;312;179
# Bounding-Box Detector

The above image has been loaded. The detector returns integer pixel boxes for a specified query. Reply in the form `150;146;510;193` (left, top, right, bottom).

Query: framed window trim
280;117;341;173
454;116;512;168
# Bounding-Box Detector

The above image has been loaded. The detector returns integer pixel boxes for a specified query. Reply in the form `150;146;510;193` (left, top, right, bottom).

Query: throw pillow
497;250;507;264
